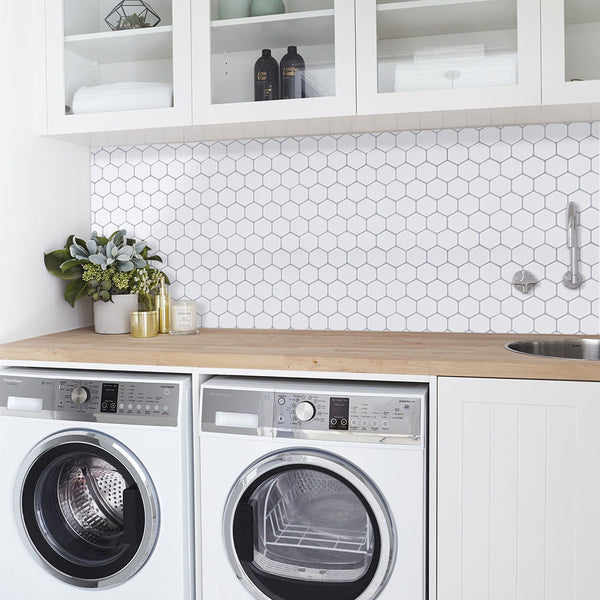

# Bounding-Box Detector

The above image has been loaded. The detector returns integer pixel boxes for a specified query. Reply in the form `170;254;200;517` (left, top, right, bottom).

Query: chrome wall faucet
563;201;581;289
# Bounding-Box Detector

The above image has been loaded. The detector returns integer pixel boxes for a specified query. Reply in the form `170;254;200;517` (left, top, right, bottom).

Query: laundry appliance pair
0;369;428;600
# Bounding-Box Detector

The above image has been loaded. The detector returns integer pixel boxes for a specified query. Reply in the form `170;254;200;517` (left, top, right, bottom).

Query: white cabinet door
45;0;192;134
192;0;356;125
542;0;600;105
355;0;541;115
437;376;600;600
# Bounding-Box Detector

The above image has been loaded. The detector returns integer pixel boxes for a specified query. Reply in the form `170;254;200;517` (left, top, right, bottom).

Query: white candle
169;300;197;334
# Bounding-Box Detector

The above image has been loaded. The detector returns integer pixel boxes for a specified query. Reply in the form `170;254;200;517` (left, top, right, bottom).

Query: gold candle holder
131;310;158;338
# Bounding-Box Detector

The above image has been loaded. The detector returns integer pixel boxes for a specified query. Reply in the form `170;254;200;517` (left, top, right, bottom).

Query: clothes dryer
197;376;427;600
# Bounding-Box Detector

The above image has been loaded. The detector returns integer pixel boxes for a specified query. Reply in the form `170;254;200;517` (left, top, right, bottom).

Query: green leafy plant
44;230;169;309
116;13;151;29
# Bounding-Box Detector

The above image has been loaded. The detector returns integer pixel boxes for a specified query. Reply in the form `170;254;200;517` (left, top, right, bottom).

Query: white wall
0;2;91;343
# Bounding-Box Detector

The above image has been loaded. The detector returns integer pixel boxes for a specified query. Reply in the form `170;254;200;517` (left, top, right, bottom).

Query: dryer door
223;448;396;600
17;429;159;589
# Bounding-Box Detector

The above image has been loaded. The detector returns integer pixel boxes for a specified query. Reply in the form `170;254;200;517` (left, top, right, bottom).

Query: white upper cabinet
41;0;600;136
355;0;541;115
191;0;356;125
45;0;192;134
542;0;600;104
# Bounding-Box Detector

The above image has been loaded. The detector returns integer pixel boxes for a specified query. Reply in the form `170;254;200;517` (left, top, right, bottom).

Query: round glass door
224;448;396;600
17;430;159;588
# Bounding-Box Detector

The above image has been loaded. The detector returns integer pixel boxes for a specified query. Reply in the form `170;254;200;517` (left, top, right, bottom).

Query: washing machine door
223;448;396;600
17;430;159;589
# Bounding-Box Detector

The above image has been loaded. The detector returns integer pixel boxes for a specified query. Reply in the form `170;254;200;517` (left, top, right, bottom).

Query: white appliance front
198;377;427;600
0;368;194;600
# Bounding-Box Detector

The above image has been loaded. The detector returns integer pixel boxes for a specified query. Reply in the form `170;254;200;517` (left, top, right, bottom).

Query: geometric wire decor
105;1;161;31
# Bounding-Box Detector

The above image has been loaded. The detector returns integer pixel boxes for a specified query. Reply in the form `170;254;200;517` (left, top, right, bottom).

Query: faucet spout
563;201;581;289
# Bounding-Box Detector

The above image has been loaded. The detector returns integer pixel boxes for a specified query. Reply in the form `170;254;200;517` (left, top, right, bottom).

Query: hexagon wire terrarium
105;1;161;31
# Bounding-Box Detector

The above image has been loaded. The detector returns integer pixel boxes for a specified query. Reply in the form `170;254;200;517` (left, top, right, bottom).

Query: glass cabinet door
542;0;600;104
192;0;356;124
356;0;541;115
45;0;192;134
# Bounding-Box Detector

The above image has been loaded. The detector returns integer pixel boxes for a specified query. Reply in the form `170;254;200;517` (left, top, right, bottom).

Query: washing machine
197;376;427;600
0;367;194;599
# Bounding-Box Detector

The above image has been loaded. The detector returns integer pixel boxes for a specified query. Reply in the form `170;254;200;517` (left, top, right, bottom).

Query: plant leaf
117;260;134;272
58;260;85;280
111;230;126;246
94;234;109;245
64;279;88;307
44;250;78;279
118;245;134;259
131;257;146;268
89;254;107;267
146;254;163;263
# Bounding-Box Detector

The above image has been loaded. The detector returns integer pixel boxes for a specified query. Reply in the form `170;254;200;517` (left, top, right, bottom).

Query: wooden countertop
1;327;600;381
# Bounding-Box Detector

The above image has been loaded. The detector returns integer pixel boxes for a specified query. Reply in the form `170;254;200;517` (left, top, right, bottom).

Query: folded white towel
72;82;173;114
394;52;517;92
413;43;485;62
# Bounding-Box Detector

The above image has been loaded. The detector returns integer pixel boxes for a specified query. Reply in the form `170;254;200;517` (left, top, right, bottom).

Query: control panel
0;371;179;425
273;389;422;438
201;378;427;442
55;379;178;420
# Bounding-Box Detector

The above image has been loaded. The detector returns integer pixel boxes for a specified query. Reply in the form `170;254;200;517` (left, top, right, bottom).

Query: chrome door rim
16;429;160;589
223;448;396;600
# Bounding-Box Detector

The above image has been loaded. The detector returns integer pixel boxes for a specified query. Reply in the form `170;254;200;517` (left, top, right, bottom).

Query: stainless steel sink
506;338;600;360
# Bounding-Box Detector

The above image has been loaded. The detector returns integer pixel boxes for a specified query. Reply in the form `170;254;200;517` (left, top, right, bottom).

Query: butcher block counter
1;327;600;380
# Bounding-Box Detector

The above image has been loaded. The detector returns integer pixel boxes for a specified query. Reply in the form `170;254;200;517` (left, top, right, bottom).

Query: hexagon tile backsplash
91;122;599;333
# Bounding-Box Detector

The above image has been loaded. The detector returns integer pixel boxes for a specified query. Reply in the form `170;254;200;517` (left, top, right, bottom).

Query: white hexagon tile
91;122;599;333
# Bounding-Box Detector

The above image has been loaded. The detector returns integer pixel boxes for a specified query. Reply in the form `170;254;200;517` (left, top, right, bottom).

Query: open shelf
64;25;173;63
377;0;517;39
211;9;335;54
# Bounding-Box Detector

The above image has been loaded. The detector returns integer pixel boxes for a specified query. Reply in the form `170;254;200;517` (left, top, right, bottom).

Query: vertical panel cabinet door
437;376;600;600
45;0;192;134
542;0;600;104
355;0;541;115
192;0;356;125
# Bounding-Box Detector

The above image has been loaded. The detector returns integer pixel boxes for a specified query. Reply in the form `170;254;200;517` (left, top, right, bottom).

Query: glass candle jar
170;300;198;335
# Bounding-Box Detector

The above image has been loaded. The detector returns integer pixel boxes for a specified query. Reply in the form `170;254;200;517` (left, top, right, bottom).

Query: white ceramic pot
93;294;139;334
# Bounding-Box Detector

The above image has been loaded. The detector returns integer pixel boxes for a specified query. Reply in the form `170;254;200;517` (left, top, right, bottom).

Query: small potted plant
44;229;168;334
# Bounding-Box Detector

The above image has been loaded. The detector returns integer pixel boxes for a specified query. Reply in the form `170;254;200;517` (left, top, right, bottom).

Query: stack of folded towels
393;44;517;92
71;81;173;114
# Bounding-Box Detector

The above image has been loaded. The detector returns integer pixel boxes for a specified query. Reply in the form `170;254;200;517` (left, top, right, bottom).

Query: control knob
295;401;316;422
71;386;90;405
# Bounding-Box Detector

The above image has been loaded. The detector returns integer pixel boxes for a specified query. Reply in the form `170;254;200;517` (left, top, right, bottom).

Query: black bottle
280;45;305;99
254;49;279;101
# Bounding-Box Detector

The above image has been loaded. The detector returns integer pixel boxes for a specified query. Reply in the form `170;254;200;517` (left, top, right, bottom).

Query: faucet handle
563;201;581;289
513;269;537;294
566;201;577;248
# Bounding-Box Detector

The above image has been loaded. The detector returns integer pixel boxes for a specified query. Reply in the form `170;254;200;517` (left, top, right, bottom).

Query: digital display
329;397;349;430
100;383;119;413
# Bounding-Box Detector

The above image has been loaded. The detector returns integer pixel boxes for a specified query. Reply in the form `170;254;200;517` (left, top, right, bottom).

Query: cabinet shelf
377;0;517;39
64;25;174;64
211;10;335;54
